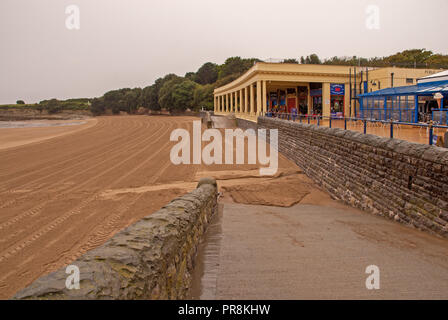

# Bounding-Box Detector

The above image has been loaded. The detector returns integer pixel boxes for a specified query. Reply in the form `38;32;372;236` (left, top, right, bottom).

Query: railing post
429;121;434;145
363;120;367;134
390;119;394;139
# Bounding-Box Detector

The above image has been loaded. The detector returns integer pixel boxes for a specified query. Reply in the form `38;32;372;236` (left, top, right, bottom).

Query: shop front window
312;96;322;115
310;84;322;115
331;96;344;113
297;86;308;114
330;84;345;117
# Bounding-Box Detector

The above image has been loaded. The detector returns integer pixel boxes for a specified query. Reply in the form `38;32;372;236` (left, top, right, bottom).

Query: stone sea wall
258;117;448;238
236;118;258;131
14;178;218;300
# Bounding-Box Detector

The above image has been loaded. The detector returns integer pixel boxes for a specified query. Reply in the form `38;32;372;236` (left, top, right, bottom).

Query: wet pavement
191;202;448;300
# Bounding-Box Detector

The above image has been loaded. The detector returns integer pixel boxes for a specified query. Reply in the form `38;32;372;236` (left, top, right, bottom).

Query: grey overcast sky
1;0;447;104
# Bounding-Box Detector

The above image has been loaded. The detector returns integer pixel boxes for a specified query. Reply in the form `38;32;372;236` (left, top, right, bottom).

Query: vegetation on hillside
4;49;448;116
90;57;260;115
301;49;448;68
91;49;448;116
0;98;90;114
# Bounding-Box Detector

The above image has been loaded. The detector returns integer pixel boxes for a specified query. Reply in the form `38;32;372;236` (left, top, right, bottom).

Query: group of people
266;105;299;120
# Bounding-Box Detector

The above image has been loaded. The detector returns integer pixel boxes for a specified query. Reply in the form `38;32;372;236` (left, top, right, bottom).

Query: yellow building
366;67;440;92
213;62;441;120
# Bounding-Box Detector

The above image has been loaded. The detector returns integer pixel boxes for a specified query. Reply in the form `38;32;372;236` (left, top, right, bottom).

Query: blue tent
358;80;448;123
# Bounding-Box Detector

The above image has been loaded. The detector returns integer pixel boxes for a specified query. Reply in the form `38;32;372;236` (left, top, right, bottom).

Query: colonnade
214;80;268;116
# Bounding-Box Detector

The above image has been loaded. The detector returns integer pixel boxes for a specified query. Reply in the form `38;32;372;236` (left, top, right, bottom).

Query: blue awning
359;80;448;97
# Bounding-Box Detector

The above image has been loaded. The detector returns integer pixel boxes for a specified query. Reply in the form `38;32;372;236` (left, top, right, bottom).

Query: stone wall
14;178;218;300
258;117;448;238
236;118;258;131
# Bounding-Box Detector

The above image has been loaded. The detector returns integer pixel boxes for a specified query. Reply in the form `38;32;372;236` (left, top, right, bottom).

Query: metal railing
260;112;448;146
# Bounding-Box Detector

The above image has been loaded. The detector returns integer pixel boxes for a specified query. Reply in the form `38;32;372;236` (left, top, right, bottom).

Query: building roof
359;80;448;97
418;70;448;84
213;63;356;94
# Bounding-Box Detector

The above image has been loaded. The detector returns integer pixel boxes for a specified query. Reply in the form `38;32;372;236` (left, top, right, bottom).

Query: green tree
124;88;142;114
218;57;260;79
214;73;242;88
103;88;131;114
45;99;62;114
16;100;25;105
91;97;106;115
283;59;298;64
303;54;322;64
185;72;196;81
193;84;215;111
143;74;178;111
159;78;197;112
195;62;218;85
158;77;185;111
385;49;433;67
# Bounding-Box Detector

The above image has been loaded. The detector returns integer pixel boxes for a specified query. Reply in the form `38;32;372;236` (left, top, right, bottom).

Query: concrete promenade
191;202;448;300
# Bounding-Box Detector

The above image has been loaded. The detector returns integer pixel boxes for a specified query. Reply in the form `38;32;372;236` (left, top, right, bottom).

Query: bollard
429;121;434;145
329;116;332;128
308;116;310;124
344;118;347;130
317;117;320;126
390;119;394;139
363;120;367;134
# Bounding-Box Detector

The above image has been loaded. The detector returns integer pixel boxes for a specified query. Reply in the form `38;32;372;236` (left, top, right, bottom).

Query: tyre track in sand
0;118;164;229
0;117;111;179
0;118;156;212
0;117;146;191
42;134;181;272
0;117;172;248
0;116;199;298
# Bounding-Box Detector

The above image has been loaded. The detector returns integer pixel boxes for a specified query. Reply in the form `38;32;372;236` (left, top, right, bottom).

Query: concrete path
190;202;448;300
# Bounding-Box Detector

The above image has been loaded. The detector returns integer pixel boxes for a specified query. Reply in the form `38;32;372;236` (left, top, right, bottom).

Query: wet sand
0;119;97;150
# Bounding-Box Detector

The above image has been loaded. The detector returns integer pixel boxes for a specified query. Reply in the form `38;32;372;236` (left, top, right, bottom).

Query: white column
250;84;255;114
239;89;243;114
245;87;248;114
262;80;267;115
256;80;262;115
